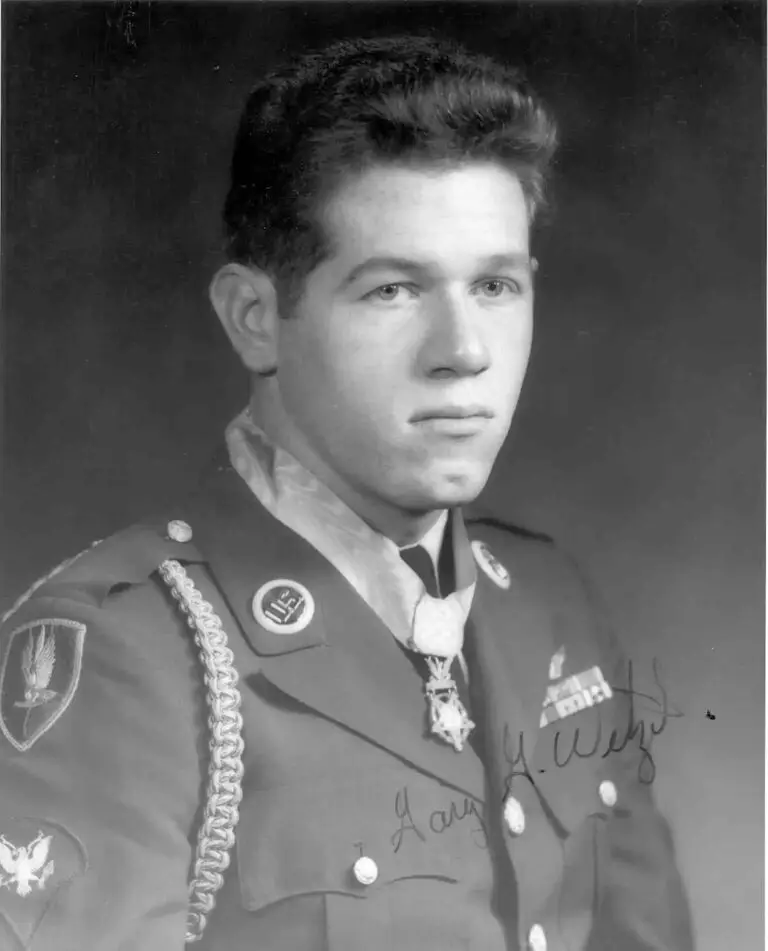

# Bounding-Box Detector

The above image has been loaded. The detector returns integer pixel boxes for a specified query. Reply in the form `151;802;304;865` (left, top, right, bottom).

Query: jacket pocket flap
236;772;486;911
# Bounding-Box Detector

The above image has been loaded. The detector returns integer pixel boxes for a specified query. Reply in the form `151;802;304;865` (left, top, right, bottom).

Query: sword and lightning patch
0;620;85;752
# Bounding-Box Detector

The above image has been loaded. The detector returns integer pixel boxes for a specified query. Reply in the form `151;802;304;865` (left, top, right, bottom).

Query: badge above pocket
539;665;613;728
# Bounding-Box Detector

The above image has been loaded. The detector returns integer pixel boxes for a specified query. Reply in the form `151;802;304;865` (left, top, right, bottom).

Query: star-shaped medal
424;656;475;752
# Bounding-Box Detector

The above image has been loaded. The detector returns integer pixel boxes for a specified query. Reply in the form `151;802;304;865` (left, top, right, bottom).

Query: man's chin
404;470;489;512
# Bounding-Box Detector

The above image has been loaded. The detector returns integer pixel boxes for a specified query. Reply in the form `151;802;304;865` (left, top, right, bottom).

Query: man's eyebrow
339;257;428;289
479;253;536;272
339;252;535;289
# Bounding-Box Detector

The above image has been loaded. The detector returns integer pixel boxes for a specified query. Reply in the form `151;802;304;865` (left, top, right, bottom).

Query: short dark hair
223;35;557;308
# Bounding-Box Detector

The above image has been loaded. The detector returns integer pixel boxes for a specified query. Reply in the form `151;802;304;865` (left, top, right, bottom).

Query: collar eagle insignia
0;619;86;752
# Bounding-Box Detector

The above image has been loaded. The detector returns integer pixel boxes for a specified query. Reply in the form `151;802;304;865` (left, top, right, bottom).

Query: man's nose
421;292;490;377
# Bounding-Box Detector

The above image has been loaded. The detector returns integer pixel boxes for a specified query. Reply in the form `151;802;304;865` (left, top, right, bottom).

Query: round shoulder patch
0;620;85;752
252;580;315;635
471;540;511;590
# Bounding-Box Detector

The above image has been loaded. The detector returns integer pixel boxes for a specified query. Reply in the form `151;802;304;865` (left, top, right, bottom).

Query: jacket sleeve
0;576;206;951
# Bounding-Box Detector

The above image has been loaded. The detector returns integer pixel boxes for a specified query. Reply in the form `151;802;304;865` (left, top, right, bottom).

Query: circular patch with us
252;579;315;635
471;540;511;590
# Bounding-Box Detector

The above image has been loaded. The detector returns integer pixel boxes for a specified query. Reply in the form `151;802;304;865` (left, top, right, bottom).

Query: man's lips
411;406;494;422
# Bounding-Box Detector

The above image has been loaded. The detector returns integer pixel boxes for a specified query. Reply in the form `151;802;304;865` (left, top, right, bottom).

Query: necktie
401;546;463;655
400;544;441;598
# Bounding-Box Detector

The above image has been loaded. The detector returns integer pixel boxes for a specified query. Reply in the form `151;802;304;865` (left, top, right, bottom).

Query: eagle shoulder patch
0;818;87;945
0;620;85;752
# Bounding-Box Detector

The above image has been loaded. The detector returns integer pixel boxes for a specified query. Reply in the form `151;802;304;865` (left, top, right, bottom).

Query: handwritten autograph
391;786;488;853
388;659;680;856
504;658;683;787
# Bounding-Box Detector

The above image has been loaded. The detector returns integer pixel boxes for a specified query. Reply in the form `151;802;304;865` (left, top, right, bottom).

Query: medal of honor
424;656;475;752
408;593;474;752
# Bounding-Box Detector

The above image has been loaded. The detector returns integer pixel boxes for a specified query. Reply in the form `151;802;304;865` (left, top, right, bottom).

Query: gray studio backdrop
1;3;764;949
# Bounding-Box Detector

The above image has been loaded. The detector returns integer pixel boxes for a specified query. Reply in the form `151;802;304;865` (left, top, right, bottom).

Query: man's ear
209;263;279;374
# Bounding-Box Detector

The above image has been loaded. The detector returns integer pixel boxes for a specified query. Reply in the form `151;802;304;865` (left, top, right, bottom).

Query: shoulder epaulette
1;519;204;626
52;521;204;587
465;513;555;545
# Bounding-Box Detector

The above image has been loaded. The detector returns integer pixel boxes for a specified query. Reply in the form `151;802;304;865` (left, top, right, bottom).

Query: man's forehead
327;160;525;213
319;163;530;269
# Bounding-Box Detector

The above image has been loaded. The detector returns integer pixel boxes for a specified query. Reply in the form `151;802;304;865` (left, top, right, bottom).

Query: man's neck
249;391;447;548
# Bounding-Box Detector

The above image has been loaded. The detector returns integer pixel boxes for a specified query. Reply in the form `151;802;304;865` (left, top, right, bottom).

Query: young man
0;36;693;951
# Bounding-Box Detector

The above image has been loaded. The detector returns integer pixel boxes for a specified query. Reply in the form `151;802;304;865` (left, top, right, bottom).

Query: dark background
1;2;764;947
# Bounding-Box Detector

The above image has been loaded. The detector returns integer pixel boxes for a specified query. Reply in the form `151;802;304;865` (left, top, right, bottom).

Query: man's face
274;162;534;515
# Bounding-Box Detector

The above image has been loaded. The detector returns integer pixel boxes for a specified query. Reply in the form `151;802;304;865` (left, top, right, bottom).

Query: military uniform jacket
0;461;694;951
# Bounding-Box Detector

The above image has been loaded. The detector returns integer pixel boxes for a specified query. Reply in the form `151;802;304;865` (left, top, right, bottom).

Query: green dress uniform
0;460;694;951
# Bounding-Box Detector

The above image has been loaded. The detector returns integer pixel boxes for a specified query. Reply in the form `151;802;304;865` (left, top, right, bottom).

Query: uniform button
528;923;547;951
503;794;525;836
599;780;618;807
352;856;378;886
167;519;193;543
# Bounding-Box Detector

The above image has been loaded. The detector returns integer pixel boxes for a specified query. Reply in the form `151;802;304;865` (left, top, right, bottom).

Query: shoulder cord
158;559;245;944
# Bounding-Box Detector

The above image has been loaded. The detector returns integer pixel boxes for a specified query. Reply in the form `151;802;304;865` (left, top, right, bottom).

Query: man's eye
363;283;415;303
474;279;523;299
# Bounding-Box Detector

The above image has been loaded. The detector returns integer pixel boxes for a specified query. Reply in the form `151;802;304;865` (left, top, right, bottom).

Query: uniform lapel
186;462;484;802
462;520;567;927
464;555;554;789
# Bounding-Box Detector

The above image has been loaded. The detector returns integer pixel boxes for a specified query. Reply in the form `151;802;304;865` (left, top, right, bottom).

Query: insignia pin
540;665;613;726
252;579;315;635
549;645;566;680
471;540;511;590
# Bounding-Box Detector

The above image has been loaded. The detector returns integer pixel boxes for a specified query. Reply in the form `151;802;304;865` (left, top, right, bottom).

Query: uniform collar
399;509;449;577
224;409;475;652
